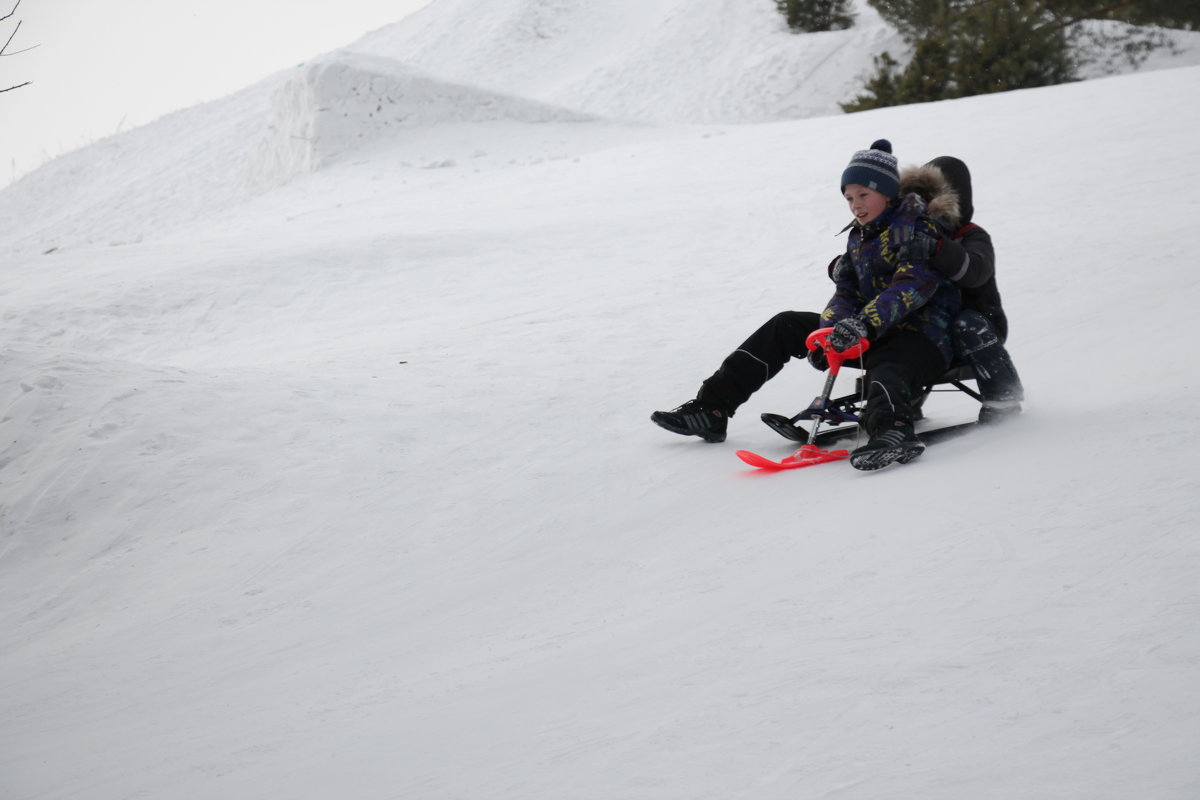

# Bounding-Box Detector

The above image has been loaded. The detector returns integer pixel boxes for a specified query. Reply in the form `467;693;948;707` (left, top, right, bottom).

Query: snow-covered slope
2;1;1200;798
5;0;1198;254
0;80;278;254
349;0;902;123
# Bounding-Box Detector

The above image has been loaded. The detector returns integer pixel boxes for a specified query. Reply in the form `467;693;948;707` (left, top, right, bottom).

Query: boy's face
844;184;890;226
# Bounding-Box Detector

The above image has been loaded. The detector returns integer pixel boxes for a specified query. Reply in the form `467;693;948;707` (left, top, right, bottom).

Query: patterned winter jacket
820;193;962;364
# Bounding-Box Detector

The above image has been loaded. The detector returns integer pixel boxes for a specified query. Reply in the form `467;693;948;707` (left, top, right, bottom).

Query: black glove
828;254;853;281
903;229;939;262
929;235;968;279
807;346;829;372
829;316;871;352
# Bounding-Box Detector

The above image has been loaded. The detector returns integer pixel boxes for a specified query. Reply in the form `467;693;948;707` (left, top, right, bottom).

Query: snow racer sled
736;327;983;471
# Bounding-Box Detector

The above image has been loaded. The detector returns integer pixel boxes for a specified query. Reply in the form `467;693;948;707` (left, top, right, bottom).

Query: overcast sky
1;0;433;186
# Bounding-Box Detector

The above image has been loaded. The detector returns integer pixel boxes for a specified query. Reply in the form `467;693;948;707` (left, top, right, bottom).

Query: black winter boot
850;417;925;471
651;399;728;443
978;399;1022;425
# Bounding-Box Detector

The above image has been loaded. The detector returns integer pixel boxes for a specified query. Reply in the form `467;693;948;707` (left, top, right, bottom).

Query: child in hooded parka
652;139;962;470
898;156;1024;421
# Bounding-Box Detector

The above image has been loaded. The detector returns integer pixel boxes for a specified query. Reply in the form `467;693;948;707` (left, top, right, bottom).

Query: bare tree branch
1;0;35;93
2;19;41;57
0;0;16;23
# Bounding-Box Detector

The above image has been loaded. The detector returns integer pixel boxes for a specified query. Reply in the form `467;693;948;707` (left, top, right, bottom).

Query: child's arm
926;223;995;289
819;254;864;327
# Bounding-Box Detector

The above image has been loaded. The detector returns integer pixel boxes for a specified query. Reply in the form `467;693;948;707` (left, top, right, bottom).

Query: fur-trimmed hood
899;157;974;229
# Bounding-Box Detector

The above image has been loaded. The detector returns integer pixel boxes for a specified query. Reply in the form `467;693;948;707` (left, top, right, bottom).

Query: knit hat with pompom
840;139;900;198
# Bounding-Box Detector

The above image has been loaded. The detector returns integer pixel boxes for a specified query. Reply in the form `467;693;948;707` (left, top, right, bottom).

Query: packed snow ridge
251;54;597;184
254;0;903;183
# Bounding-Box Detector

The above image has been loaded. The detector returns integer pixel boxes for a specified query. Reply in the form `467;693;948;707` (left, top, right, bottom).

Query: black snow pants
951;310;1024;403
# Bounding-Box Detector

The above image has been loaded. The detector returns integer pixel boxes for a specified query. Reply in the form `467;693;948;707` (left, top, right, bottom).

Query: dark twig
1;0;36;92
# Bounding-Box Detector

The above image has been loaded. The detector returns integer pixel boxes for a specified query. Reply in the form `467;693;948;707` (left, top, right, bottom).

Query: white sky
0;0;433;186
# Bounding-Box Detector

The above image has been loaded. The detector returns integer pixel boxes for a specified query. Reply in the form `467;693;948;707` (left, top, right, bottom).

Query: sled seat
845;360;983;420
936;362;977;385
911;361;982;418
851;360;979;398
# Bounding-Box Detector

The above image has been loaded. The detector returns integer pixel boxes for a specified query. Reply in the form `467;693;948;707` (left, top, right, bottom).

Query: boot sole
850;443;924;471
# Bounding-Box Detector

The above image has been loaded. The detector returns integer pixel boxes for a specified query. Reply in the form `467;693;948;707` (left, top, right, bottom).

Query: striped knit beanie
840;139;900;198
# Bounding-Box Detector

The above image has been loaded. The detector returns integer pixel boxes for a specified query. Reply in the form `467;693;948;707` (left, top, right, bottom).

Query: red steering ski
735;327;869;470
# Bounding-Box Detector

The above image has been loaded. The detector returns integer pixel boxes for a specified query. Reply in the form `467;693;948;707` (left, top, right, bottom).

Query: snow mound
249;52;597;184
0;81;278;254
348;0;901;123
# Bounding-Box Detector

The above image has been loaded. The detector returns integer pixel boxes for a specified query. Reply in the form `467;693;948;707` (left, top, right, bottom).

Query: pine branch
1039;1;1148;32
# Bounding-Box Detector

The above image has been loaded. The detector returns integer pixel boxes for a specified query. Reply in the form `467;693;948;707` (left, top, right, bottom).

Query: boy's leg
951;310;1024;422
696;310;822;414
858;332;947;435
849;332;945;470
651;310;820;443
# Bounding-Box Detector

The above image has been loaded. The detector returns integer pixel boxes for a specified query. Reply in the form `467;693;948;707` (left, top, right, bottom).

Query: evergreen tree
775;0;855;33
844;0;1189;112
841;53;907;113
1041;0;1200;30
956;1;1074;96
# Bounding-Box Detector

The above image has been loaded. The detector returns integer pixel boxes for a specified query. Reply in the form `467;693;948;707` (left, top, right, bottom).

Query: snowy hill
3;1;1200;799
4;0;1198;253
348;0;903;123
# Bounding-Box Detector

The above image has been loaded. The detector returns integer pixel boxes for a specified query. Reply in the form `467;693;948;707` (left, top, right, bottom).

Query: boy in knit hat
651;139;961;470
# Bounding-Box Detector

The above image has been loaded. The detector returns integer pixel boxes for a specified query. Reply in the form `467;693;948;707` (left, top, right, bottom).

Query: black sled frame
760;363;983;447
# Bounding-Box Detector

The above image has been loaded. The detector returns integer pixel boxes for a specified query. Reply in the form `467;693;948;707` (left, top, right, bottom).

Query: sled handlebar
807;327;869;375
